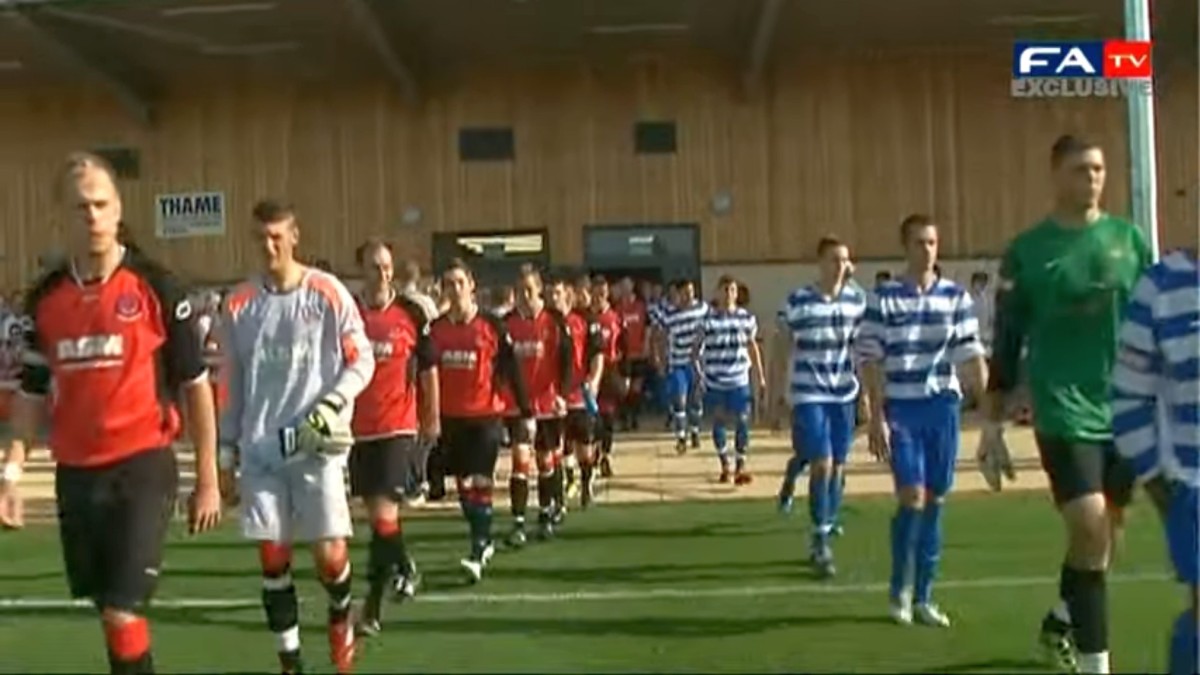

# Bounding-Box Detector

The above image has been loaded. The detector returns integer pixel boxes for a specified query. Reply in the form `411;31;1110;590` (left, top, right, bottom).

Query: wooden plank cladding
0;50;1195;287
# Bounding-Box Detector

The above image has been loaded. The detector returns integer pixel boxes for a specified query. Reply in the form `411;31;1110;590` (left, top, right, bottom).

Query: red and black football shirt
430;310;531;420
20;250;207;468
352;293;435;438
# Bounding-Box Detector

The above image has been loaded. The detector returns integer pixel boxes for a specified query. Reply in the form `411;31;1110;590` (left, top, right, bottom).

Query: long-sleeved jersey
218;268;374;472
1112;249;1199;488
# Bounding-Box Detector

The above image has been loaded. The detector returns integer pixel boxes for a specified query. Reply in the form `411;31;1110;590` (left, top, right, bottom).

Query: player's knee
897;486;924;509
1062;494;1112;562
535;451;556;476
512;456;533;480
314;538;350;583
470;474;494;491
367;496;399;523
811;458;833;478
258;541;294;577
371;512;401;538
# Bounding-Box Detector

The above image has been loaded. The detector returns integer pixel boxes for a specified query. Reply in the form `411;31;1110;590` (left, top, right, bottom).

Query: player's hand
0;470;24;531
187;480;222;535
419;418;441;447
976;421;1016;492
552;396;568;417
521;417;537;442
867;418;891;464
285;397;353;459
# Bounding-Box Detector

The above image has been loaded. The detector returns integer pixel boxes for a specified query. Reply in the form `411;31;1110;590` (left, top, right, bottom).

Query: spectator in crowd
874;270;892;289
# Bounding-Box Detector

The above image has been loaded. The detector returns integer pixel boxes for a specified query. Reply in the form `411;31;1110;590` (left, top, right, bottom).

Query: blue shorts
792;401;857;464
666;366;695;403
704;386;752;417
886;397;960;497
1167;483;1199;586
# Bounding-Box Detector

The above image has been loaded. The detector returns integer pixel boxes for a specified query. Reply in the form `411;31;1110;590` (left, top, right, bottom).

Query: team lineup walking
0;138;1195;674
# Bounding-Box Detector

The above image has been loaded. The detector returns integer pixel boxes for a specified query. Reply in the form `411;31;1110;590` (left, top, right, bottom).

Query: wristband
2;463;22;485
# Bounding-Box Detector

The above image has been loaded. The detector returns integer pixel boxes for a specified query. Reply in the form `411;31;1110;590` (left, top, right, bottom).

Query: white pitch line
0;571;1169;611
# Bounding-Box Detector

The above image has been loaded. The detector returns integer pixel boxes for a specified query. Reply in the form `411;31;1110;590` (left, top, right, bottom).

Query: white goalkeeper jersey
218;267;374;472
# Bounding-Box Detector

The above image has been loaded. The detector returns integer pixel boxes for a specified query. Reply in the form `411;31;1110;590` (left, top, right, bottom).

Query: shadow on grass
917;657;1048;673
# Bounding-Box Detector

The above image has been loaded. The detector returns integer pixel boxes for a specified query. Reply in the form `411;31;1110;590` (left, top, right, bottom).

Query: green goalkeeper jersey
995;214;1151;441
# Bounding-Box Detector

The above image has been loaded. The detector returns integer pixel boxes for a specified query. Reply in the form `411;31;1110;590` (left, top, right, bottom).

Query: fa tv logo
1011;41;1153;98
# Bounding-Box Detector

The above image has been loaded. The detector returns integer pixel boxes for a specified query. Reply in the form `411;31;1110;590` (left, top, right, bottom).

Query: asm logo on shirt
441;349;478;369
56;334;123;361
623;313;642;325
513;340;544;358
372;341;395;359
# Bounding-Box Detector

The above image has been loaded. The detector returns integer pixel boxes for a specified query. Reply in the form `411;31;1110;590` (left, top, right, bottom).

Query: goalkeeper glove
976;421;1016;492
281;395;354;460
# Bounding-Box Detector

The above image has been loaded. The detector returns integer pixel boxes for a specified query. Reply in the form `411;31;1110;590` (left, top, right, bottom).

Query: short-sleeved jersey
662;300;709;367
593;306;624;366
993;215;1152;441
21;250;207;467
857;277;984;401
501;307;572;417
219;268;375;468
777;284;866;404
352;293;435;439
696;306;758;390
431;311;530;419
617;297;648;358
566;309;604;409
1112;249;1199;487
647;299;668;330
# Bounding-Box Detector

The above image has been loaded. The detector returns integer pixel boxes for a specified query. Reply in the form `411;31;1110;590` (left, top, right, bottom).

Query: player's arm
1111;269;1165;485
552;311;575;394
412;313;440;439
323;282;376;410
986;242;1029;423
492;318;534;419
144;269;219;487
216;299;245;463
855;292;887;425
747;316;766;389
951;290;989;398
586;321;605;393
2;289;52;487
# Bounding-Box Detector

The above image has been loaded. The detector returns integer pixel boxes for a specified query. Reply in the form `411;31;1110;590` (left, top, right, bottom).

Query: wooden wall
0;49;1195;288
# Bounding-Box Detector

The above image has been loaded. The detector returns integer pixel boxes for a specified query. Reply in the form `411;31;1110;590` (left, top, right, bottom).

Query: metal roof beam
742;0;785;96
341;0;420;105
10;8;153;126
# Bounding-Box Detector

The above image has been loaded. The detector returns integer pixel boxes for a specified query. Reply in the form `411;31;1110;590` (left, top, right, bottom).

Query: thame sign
155;191;226;239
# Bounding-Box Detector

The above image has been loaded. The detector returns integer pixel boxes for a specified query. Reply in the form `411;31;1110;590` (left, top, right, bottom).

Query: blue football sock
734;416;749;454
914;500;944;604
1170;608;1198;675
829;467;845;525
809;472;832;547
890;505;920;602
672;405;687;439
712;422;728;456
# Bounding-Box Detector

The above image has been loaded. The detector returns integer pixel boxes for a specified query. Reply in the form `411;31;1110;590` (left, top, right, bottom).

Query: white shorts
239;453;353;543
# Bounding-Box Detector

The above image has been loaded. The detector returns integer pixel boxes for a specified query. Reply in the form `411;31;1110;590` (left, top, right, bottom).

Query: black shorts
564;410;595;445
504;417;565;452
1035;434;1136;507
442;417;504;478
349;435;424;499
55;447;178;611
621;358;653;381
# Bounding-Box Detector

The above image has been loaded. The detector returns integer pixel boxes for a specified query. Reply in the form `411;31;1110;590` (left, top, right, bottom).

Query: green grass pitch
0;492;1178;673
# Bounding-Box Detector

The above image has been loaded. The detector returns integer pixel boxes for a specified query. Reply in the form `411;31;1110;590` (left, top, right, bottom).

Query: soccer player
692;275;765;484
978;135;1154;674
349;239;438;636
659;279;709;453
557;278;605;508
647;282;674;427
0;152;222;675
219;199;375;674
502;265;573;545
776;237;867;577
590;276;626;478
431;258;534;583
1111;248;1199;675
616;277;650;431
858;214;987;628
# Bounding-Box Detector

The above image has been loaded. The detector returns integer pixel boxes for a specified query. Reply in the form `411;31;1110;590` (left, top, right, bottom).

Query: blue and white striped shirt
696;307;758;390
777;284;867;404
1112;249;1200;488
663;300;709;367
856;277;983;401
647;299;668;330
